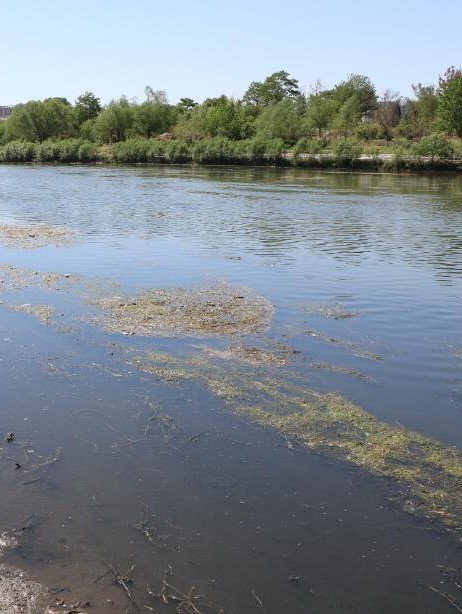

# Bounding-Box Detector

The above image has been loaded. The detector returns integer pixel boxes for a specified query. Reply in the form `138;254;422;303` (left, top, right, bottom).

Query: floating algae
201;342;298;366
130;349;462;537
0;223;76;249
93;282;274;338
310;361;370;380
0;301;54;324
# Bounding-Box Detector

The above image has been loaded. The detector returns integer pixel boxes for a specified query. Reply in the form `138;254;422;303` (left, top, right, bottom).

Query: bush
355;122;383;141
332;138;363;167
165;140;191;163
114;138;150;162
293;137;326;155
411;133;455;161
0;140;36;162
78;141;98;162
192;137;235;163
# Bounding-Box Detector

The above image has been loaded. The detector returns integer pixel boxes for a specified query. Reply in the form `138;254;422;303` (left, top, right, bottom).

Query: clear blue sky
1;0;461;105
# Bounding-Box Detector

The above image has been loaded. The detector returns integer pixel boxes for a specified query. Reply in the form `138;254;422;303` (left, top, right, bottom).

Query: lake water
0;165;462;612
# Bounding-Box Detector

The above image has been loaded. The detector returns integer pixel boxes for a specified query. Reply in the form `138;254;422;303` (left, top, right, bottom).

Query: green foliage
79;118;97;140
0;140;36;162
355;122;383;141
176;98;198;114
411;133;455;160
38;139;84;163
133;102;177;138
6;99;76;142
114;137;151;162
438;73;462;136
334;96;362;137
332;138;363;166
398;84;438;139
77;141;98;162
303;92;335;137
175;98;254;142
205;98;251;140
75;91;101;125
293;137;326;155
254;99;303;143
92;98;134;143
192;136;235;163
332;74;378;116
242;70;301;106
0;121;7;145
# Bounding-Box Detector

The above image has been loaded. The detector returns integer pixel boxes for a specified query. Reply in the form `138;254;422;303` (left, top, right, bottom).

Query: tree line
0;68;461;166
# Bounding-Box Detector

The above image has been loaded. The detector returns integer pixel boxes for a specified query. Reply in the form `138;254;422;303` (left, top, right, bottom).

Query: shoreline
1;139;462;173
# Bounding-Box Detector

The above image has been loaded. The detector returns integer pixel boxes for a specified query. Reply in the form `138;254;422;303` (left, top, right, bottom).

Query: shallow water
1;165;462;612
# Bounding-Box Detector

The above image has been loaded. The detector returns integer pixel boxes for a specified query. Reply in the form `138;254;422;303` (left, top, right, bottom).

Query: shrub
293;137;326;155
411;133;455;161
332;138;363;167
0;141;36;162
78;141;98;162
114;138;150;162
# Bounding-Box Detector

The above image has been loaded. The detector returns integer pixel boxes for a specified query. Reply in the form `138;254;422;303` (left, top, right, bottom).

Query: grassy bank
1;137;462;172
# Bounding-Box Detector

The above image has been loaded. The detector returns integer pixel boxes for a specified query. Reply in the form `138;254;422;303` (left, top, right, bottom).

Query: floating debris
0;223;76;249
93;282;274;338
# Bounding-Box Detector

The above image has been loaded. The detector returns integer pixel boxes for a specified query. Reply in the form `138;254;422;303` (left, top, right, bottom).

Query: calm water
1;165;462;612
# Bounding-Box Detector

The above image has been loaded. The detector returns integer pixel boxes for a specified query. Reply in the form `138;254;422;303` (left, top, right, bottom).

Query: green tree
334;96;362;138
332;74;377;117
304;91;335;137
438;67;462;136
242;70;301;106
176;98;198;114
398;84;438;139
254;99;303;143
133;101;177;137
75;91;101;125
6;99;76;142
92;97;134;143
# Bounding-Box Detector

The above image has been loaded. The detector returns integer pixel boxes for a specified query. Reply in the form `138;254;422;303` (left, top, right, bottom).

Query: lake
1;165;462;612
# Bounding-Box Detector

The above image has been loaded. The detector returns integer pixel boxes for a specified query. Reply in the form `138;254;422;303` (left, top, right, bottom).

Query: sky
1;0;461;106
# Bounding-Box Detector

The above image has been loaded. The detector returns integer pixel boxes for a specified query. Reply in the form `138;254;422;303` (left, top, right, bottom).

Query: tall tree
242;70;301;106
6;99;76;142
438;67;462;136
75;91;102;125
333;74;377;117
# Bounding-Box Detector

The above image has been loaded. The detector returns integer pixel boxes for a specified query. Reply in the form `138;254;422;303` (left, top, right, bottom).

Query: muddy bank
0;224;77;249
0;564;45;614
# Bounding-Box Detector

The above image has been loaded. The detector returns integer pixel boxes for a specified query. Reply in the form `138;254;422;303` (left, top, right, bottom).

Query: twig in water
22;447;62;473
251;589;265;613
429;585;462;613
106;561;137;606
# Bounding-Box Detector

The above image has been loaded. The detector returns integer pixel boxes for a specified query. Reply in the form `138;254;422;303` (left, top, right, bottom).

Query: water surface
1;165;462;612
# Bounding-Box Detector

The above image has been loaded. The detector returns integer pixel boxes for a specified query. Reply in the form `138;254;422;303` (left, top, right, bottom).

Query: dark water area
0;165;462;612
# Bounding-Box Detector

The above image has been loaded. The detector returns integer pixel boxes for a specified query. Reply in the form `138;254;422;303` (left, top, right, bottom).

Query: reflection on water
0;165;462;612
0;166;462;279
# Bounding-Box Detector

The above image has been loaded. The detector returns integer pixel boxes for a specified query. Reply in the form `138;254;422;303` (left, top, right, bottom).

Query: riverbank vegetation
1;68;462;169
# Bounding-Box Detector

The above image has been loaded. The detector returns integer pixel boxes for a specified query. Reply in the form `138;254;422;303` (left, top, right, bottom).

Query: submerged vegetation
1;254;462;542
128;348;462;536
1;67;462;170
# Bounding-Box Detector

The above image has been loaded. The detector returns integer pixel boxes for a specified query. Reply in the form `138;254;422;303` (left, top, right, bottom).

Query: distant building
0;106;13;120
